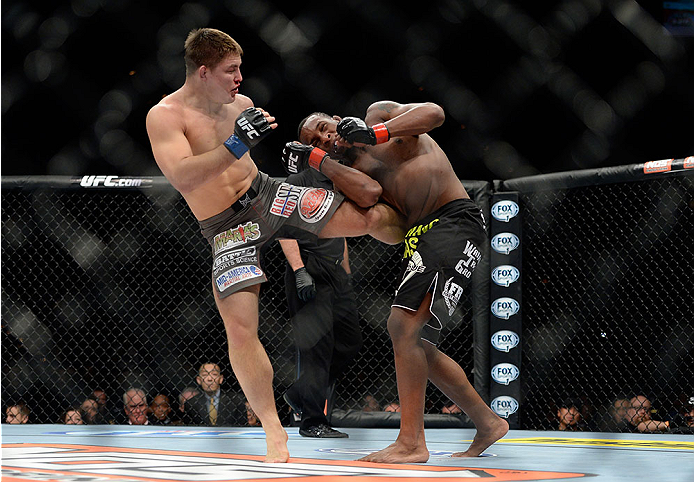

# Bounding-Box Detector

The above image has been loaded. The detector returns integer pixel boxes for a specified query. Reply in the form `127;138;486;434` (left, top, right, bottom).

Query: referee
279;169;362;438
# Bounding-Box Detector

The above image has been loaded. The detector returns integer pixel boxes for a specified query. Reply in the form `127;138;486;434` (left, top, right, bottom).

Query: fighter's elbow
173;182;195;195
426;103;445;127
356;182;382;208
167;173;199;195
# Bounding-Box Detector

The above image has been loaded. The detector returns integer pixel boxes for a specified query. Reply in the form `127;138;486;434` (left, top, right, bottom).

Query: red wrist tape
308;148;327;171
372;123;390;144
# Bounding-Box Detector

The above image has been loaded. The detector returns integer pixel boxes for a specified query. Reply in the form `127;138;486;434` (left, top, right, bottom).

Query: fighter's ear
333;115;341;122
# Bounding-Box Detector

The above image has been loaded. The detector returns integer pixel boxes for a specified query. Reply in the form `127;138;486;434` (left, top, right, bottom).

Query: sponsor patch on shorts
442;277;463;316
215;265;263;292
397;250;426;293
298;187;334;223
271;183;301;218
213;247;257;271
213;222;261;255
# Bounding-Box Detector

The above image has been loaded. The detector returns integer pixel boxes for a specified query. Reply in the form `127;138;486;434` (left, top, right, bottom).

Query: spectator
91;388;117;424
61;407;84;425
80;398;103;424
442;402;462;414
624;395;670;432
664;394;694;433
184;363;245;426
5;401;30;424
384;402;401;413
123;388;154;425
614;398;630;422
597;397;630;432
178;386;200;417
245;400;260;427
361;395;380;412
92;388;107;408
556;398;586;431
679;395;694;429
149;393;180;426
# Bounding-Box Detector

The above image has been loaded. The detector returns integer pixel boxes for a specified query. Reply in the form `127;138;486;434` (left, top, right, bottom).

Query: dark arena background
3;0;694;445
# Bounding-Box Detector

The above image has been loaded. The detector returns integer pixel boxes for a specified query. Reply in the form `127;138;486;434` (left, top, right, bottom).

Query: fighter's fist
336;117;389;145
281;142;328;174
223;107;273;159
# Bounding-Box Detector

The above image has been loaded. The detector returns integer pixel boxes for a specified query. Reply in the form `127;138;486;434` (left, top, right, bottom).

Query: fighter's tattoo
377;102;397;113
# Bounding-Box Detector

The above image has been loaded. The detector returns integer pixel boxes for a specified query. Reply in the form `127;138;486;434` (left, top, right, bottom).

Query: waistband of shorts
408;197;479;229
198;171;263;231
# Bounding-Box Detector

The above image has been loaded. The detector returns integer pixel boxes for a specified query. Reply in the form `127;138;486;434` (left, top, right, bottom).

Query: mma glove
294;267;316;301
336;117;389;145
223;107;273;159
281;142;329;174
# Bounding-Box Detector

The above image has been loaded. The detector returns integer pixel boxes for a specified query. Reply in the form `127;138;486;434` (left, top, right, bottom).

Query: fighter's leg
423;344;509;457
318;199;406;245
214;283;289;463
359;296;433;464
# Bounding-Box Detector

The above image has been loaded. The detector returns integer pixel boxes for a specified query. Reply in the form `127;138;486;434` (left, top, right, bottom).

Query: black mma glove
281;142;329;174
336;117;389;145
294;267;316;301
223;107;273;159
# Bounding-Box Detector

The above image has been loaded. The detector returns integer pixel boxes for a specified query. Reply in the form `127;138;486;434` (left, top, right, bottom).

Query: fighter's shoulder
149;90;187;115
365;100;402;122
233;94;254;110
146;94;185;128
222;94;254;119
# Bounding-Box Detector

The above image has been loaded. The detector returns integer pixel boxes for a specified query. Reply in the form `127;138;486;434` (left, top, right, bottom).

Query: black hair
296;112;331;140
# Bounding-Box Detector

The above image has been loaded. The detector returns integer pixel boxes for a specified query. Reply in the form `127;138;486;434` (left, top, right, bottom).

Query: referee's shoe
299;424;348;438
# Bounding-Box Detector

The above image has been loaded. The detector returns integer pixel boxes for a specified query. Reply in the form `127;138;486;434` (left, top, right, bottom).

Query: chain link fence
504;166;694;431
1;178;473;425
3;164;692;430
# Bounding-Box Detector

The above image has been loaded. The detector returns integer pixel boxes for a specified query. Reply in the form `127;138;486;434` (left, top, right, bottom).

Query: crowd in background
6;384;693;434
549;393;694;433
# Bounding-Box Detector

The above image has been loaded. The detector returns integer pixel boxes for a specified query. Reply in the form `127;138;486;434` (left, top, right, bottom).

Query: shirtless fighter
146;28;403;463
281;100;509;463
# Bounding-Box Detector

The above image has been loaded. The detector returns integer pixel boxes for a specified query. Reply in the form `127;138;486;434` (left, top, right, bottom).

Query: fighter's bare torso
350;109;467;226
149;91;258;220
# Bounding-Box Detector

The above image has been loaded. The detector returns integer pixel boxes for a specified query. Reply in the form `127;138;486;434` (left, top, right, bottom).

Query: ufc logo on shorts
237;117;259;138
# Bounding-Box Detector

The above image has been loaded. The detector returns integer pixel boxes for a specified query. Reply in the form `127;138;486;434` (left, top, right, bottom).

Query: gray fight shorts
198;171;344;298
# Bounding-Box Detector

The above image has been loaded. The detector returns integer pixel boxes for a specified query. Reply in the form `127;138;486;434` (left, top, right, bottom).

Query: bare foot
264;427;289;463
359;441;430;464
452;417;509;457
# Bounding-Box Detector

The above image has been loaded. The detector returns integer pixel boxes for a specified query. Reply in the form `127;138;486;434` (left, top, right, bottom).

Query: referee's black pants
284;254;362;429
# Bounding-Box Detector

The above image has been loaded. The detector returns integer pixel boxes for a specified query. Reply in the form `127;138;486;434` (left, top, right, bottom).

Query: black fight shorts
198;171;344;298
392;198;486;346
